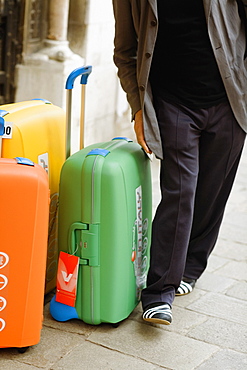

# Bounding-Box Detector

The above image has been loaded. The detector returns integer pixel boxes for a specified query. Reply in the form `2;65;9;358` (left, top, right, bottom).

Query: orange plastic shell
0;158;49;348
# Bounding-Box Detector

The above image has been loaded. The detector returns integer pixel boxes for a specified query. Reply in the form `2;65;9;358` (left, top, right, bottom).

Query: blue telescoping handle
0;116;5;156
0;110;8;138
0;116;4;137
65;66;92;90
65;65;92;159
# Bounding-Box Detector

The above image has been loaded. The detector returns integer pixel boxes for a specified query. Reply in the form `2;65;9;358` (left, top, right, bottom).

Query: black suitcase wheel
17;346;29;354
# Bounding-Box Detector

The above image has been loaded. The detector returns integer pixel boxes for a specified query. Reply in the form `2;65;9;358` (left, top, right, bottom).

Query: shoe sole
175;291;191;296
143;317;171;325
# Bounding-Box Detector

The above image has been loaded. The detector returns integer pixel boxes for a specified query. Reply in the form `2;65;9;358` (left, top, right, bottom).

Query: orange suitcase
0;156;49;351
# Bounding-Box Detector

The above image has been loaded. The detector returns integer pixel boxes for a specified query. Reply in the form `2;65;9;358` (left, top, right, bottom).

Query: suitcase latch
69;222;99;266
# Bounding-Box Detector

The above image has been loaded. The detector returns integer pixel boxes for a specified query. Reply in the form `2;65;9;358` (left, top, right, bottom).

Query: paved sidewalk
1;145;247;370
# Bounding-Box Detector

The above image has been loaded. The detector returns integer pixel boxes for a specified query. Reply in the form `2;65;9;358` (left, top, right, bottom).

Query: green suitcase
50;67;152;325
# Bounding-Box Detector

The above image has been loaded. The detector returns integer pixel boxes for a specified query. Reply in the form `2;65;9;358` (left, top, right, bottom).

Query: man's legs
142;99;202;310
141;99;246;314
183;102;246;280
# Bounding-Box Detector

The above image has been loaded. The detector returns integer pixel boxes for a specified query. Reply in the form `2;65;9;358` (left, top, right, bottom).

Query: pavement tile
214;260;247;281
212;238;247;262
186;292;247;325
167;307;208;335
0;359;38;369
173;288;207;308
222;211;247;227
0;326;84;369
225;281;247;300
130;304;208;336
87;318;218;370
218;222;246;245
187;317;247;353
225;190;247;211
51;340;164;370
128;302;143;321
205;254;229;273
237;201;247;213
196;271;235;293
195;349;247;370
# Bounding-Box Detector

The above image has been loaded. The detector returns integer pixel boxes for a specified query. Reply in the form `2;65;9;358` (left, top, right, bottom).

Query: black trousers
141;98;246;309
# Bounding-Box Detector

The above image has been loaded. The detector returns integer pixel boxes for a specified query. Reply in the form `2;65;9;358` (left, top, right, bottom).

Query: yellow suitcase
0;99;66;294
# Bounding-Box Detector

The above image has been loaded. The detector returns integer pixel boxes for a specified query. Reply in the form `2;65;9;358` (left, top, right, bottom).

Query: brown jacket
113;0;247;159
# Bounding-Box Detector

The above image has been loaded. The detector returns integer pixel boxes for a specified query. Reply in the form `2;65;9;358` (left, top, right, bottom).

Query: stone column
47;0;70;41
15;0;84;110
42;0;74;61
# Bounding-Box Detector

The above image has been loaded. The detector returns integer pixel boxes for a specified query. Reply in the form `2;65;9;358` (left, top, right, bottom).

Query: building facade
0;0;133;148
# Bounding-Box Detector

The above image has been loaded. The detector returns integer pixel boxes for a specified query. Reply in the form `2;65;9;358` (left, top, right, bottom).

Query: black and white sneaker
143;303;172;325
175;278;196;296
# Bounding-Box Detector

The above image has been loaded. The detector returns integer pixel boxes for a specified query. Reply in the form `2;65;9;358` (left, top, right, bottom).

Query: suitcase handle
65;66;92;90
65;66;92;159
69;222;87;255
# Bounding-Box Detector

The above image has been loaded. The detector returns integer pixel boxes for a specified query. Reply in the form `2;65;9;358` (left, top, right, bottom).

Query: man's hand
134;110;152;154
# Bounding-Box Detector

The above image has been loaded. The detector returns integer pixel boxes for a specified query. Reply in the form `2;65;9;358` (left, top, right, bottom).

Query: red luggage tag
56;252;79;307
